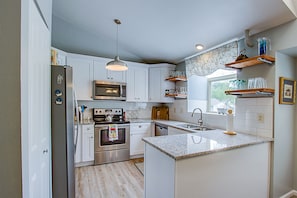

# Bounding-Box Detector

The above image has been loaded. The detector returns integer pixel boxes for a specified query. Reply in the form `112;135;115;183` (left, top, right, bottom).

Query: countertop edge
142;132;273;160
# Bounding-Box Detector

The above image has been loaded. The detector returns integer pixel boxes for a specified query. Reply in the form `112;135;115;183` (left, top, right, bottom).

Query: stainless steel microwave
93;80;126;100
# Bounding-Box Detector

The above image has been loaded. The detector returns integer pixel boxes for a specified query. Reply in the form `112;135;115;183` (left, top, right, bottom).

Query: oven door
95;124;130;152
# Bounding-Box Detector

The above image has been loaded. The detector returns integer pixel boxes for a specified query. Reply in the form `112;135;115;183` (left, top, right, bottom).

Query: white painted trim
279;190;297;198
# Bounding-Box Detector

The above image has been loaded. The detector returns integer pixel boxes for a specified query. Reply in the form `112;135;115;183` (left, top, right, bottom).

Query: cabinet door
82;125;94;162
148;67;161;102
148;66;175;103
130;123;152;156
93;59;126;82
130;133;151;156
74;125;82;163
127;65;148;102
67;54;93;100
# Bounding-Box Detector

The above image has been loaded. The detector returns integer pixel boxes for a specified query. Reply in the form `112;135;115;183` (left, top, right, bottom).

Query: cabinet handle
43;149;48;154
90;136;94;139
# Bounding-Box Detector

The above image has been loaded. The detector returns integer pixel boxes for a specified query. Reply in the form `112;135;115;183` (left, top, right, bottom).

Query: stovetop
93;108;129;125
94;120;130;125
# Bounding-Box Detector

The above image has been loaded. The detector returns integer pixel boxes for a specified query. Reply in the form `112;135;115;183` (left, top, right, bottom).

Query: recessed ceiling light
195;44;204;50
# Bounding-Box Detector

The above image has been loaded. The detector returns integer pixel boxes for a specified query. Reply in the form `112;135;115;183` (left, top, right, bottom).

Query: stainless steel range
93;108;130;165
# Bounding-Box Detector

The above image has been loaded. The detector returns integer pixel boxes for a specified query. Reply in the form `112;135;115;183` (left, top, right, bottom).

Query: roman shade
185;41;238;77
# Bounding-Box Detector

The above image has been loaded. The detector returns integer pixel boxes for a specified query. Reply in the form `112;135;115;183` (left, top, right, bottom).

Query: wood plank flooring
75;159;144;198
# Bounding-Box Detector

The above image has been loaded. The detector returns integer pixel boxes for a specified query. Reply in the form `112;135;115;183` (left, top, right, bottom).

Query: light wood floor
75;159;144;198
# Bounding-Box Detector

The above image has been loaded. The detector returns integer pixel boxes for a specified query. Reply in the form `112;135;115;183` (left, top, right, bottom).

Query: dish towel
108;124;118;141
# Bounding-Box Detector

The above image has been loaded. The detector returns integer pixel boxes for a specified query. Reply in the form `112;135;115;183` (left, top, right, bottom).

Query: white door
23;0;51;197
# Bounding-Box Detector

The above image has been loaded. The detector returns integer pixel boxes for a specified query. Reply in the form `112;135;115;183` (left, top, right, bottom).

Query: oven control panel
93;108;123;115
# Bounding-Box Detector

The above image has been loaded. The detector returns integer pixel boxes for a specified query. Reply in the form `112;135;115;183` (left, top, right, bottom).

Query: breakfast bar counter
143;130;273;198
142;129;273;160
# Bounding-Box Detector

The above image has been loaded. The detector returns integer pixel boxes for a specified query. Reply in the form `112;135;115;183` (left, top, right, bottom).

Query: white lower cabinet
130;123;152;156
82;124;94;162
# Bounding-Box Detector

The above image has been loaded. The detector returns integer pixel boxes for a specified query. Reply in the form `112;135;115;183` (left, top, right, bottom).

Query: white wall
0;0;22;197
272;52;296;197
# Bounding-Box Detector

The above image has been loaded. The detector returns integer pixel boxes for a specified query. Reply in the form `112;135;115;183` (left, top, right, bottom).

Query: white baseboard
280;190;297;198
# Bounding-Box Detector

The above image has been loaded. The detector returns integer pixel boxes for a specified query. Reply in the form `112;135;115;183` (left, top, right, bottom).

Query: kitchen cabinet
93;57;126;82
74;125;82;164
144;142;271;198
82;124;94;162
67;53;93;100
126;63;149;102
148;64;176;103
225;55;275;69
130;122;152;156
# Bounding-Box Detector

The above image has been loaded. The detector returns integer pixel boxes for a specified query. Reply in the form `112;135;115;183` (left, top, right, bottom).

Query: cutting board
151;106;169;120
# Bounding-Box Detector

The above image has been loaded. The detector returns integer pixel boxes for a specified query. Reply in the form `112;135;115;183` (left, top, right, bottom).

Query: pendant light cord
114;19;121;57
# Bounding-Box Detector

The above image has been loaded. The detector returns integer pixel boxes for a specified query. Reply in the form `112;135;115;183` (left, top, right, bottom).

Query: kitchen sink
192;126;214;131
177;124;214;131
177;124;201;129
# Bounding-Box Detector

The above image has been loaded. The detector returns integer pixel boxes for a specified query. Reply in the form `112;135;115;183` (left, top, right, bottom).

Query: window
206;69;236;113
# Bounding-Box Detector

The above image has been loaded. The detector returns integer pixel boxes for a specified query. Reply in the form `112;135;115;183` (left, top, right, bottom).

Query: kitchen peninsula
143;128;273;198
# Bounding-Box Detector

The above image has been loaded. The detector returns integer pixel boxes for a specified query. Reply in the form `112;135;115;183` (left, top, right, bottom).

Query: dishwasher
155;123;168;136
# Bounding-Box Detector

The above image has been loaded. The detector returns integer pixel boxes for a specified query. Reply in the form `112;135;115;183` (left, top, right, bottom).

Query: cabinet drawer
130;123;151;133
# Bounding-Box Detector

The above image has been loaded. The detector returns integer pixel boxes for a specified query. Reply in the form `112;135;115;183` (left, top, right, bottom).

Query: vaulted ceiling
52;0;296;64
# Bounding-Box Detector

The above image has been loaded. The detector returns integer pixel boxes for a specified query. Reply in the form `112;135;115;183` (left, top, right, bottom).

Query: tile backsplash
77;100;163;121
234;97;273;138
170;98;274;138
78;97;273;138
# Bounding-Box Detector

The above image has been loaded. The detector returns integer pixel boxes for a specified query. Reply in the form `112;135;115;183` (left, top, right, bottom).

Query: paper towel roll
226;109;234;132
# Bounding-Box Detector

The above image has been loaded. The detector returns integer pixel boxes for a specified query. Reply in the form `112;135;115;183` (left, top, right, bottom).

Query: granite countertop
142;129;273;160
128;119;153;123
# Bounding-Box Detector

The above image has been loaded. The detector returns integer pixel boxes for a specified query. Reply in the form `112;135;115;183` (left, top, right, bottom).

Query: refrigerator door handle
73;88;79;154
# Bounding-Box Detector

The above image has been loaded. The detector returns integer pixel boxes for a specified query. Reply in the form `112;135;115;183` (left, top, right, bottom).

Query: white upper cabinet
126;62;149;102
149;64;176;103
67;53;93;100
93;57;126;83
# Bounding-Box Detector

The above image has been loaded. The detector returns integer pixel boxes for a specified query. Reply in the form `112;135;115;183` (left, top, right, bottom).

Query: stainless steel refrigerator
51;65;75;198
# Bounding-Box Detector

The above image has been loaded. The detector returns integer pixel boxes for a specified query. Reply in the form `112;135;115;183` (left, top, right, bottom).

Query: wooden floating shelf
165;77;187;82
225;88;275;97
165;93;187;99
225;55;275;69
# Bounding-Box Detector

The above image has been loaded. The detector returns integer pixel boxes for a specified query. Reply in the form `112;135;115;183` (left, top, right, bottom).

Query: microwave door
94;84;121;99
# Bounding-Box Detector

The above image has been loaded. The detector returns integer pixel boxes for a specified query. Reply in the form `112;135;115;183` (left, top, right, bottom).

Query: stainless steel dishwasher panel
155;123;168;136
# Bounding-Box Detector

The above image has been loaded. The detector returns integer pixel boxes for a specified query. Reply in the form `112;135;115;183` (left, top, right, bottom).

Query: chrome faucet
191;108;203;126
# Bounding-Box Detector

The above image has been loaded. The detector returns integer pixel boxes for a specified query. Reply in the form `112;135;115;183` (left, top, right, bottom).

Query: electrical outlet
257;113;264;123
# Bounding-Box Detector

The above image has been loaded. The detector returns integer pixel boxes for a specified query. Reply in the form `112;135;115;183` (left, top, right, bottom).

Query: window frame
207;73;236;113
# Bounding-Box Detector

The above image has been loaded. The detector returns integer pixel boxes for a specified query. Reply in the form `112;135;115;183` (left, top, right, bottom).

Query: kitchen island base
144;143;271;198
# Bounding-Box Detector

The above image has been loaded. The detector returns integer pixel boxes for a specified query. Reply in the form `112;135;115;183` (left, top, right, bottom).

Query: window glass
206;69;236;113
187;69;236;114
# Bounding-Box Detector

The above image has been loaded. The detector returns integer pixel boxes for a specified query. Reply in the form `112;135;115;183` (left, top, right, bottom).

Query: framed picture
279;77;296;104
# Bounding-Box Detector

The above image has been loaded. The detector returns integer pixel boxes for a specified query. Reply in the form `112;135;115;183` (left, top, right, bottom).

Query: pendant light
106;19;128;71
